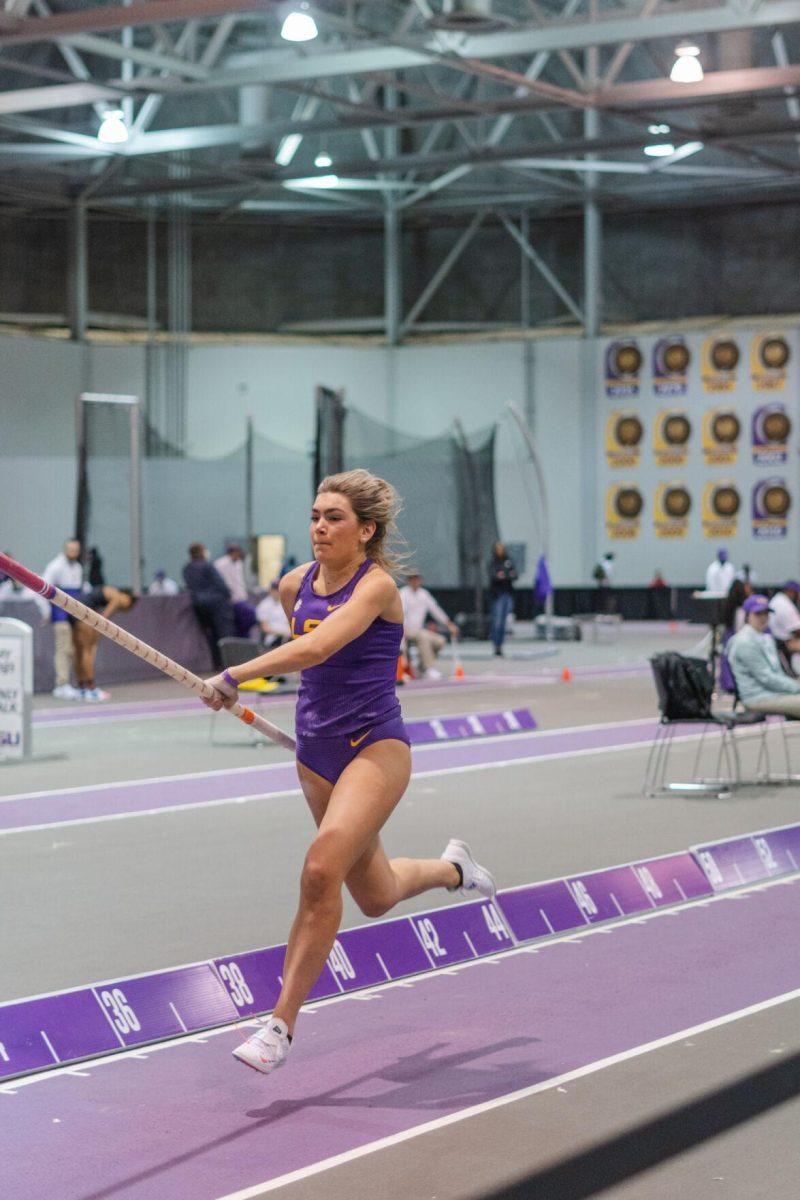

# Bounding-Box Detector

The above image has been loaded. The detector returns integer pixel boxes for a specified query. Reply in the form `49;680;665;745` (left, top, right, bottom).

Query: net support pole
129;399;143;595
453;418;485;635
507;403;554;640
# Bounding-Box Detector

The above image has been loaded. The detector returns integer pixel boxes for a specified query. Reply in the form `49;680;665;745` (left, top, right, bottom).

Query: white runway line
214;985;800;1199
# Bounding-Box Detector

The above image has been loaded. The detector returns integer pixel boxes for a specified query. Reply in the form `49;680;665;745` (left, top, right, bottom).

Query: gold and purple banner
752;478;791;539
701;407;740;465
750;333;790;392
653;409;691;467
701;480;740;539
605;483;643;540
604;340;642;398
700;336;739;393
752;402;791;465
653;483;691;540
605;411;643;468
652;336;690;397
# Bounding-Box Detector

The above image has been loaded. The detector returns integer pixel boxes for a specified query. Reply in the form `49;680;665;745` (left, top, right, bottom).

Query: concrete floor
4;623;800;1199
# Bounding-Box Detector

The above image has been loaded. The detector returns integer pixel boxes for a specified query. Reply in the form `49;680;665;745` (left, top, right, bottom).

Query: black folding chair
209;637;265;746
644;653;765;797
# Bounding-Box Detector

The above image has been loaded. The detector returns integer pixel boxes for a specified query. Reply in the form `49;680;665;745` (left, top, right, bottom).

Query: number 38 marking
218;961;254;1008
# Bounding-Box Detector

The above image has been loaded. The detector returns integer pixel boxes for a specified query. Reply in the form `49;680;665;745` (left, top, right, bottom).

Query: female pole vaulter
203;469;496;1076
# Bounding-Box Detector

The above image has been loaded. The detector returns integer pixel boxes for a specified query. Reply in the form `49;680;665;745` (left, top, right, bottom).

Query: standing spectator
649;570;667;588
705;548;736;594
183;542;234;669
72;586;136;701
489;541;518;657
42;538;83;699
727;595;800;716
256;581;291;648
87;546;105;588
593;551;615;613
147;569;180;596
399;571;459;680
215;543;257;638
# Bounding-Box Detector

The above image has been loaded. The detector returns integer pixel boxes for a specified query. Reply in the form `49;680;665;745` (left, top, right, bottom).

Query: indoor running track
3;874;799;1200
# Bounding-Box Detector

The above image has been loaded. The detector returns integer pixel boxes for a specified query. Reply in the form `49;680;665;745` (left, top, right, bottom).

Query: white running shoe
424;668;442;680
232;1017;291;1075
52;684;81;700
441;839;496;899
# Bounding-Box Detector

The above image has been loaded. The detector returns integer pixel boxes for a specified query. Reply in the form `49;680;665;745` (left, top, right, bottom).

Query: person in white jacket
399;571;458;679
705;548;736;594
42;538;84;699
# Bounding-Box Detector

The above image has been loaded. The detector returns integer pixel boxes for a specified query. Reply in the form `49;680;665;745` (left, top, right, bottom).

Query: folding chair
643;652;765;797
209;636;266;746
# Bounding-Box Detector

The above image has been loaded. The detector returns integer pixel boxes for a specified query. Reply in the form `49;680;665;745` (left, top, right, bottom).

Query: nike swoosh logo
327;603;342;611
350;729;371;748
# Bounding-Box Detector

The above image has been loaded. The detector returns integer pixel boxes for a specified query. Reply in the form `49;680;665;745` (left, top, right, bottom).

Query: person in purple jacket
204;468;495;1076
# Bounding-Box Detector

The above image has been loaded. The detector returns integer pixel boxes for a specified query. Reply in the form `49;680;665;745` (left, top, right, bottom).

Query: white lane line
213;985;800;1200
3;872;796;1095
169;1003;188;1033
39;1031;60;1064
0;729;728;838
463;932;478;959
0;717;657;804
375;954;392;982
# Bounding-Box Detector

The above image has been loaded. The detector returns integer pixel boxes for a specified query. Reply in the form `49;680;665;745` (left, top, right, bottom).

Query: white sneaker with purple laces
441;839;496;899
232;1017;291;1075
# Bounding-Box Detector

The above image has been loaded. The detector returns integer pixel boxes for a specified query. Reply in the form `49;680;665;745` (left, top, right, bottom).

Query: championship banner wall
595;326;799;584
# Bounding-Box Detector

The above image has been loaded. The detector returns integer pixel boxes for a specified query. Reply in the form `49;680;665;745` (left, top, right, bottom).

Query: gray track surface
5;625;800;1200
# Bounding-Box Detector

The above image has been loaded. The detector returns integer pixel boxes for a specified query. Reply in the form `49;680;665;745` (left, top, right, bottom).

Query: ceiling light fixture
284;174;340;189
648;123;671;135
314;149;332;168
280;6;318;42
643;142;676;157
275;133;303;166
670;44;703;84
98;108;129;144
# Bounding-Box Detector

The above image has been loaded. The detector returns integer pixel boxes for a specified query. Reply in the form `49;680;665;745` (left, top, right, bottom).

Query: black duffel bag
651;652;714;720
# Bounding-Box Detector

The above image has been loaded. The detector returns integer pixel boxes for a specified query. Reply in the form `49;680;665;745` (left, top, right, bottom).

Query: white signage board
0;620;32;762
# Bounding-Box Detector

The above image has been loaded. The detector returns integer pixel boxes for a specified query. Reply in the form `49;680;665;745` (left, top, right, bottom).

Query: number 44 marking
482;903;510;941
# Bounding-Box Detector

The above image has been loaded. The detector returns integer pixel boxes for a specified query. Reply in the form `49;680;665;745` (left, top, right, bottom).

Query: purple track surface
0;719;670;832
4;878;799;1200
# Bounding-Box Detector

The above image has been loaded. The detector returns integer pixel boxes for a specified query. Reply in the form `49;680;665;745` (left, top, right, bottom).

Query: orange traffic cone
397;653;409;683
561;667;572;682
454;663;466;680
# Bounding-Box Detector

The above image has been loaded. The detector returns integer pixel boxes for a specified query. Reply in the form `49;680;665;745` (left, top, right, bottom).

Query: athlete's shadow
247;1035;542;1122
77;1037;545;1200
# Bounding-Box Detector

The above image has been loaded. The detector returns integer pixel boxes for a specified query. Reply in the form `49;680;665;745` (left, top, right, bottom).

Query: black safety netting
78;401;310;587
337;405;499;588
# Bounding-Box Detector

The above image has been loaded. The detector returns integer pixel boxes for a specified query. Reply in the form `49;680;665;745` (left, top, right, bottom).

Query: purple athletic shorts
295;714;410;784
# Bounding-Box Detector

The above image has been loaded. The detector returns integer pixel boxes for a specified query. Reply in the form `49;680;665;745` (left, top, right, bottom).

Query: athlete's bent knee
300;852;341;907
356;893;393;919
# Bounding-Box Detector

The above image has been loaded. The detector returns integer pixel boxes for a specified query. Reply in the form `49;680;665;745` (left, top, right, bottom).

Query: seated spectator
147;569;180;596
256;581;290;648
214;543;257;638
183;542;234;669
400;571;459;680
649;570;667;589
727;594;800;716
767;580;800;676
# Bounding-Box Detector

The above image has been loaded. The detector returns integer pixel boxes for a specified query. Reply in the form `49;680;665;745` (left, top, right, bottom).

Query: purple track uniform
293;559;409;783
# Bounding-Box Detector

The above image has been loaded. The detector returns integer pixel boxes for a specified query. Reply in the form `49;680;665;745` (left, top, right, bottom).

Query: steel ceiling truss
0;0;798;335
